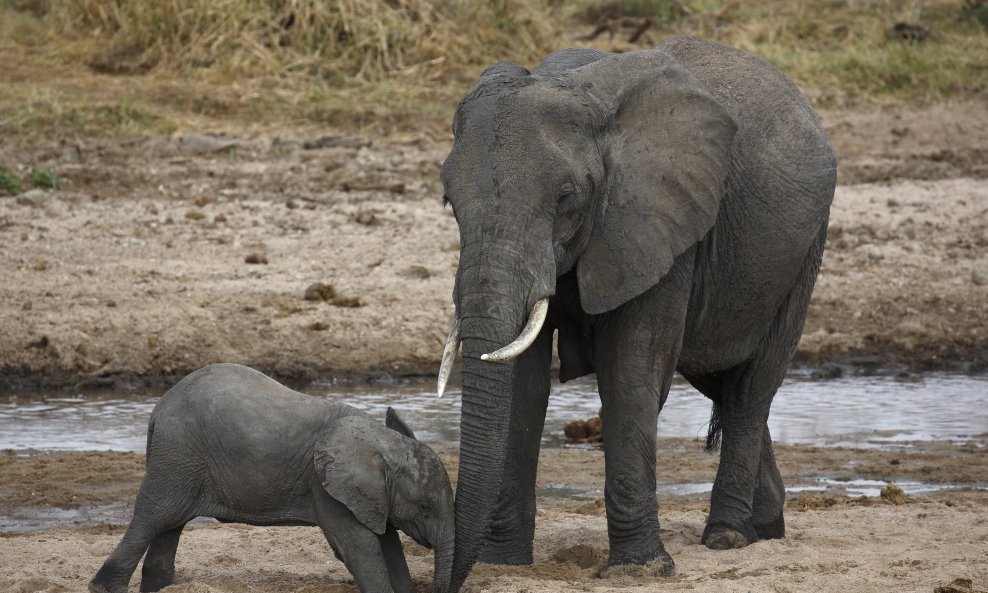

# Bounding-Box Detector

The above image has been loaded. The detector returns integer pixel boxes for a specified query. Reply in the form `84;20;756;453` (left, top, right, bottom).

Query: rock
353;211;380;226
15;189;49;207
331;295;362;308
880;482;907;505
308;321;329;331
304;282;337;302
895;320;925;336
244;253;268;264
302;135;370;150
972;263;988;286
400;265;431;279
585;416;603;442
26;335;50;349
811;363;843;380
564;416;603;444
564;420;589;441
185;209;206;221
179;133;240;154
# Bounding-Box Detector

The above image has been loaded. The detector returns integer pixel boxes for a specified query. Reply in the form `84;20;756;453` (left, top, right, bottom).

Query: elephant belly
209;505;318;527
677;192;824;375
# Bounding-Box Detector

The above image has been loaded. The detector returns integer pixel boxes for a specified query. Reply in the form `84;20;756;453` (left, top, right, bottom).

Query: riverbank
1;102;986;389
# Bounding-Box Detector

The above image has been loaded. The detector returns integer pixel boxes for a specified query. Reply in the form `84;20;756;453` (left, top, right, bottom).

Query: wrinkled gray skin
442;36;836;590
89;364;454;593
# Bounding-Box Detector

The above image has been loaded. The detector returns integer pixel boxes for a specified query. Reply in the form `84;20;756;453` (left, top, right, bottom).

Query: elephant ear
313;416;388;535
571;50;738;315
385;407;416;440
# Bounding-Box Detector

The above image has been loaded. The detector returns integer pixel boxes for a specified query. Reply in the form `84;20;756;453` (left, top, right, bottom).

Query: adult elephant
436;36;836;591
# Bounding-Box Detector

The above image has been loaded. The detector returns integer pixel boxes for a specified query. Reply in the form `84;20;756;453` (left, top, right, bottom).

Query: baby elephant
90;363;453;593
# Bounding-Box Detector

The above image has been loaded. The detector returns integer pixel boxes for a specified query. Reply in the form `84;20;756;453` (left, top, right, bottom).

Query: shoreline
0;358;985;394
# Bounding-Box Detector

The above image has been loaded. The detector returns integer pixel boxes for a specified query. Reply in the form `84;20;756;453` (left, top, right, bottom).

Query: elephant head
314;409;454;593
437;50;737;591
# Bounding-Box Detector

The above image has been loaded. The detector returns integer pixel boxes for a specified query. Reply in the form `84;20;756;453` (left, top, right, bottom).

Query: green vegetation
0;167;22;195
27;169;61;190
0;0;984;141
0;166;63;194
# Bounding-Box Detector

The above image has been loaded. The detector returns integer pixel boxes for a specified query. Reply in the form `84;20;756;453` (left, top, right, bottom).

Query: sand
1;437;986;592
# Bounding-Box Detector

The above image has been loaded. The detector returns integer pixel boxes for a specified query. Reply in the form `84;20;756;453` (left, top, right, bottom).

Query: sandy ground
1;102;987;591
1;436;986;592
1;103;987;389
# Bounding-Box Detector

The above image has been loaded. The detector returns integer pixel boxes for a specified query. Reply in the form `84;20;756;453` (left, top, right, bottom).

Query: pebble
353;211;380;226
244;253;268;264
304;283;337;302
972;263;988;286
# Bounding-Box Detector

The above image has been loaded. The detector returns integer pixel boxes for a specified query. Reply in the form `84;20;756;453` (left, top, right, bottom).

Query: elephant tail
705;402;722;453
144;413;157;466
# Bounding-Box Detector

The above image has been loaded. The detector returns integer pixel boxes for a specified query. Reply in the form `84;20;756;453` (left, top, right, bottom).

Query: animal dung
564;415;603;444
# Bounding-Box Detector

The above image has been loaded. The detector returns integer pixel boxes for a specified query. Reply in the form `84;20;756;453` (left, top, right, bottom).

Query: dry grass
0;0;985;142
26;0;559;78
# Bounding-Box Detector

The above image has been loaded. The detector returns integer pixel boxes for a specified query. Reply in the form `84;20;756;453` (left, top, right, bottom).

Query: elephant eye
418;500;432;515
557;185;577;214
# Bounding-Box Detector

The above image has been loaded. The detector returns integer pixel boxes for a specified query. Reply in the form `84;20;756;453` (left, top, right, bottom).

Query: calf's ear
385;407;417;440
314;417;388;534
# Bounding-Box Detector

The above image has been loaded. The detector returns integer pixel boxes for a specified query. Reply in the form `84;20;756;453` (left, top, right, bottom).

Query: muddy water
1;374;985;453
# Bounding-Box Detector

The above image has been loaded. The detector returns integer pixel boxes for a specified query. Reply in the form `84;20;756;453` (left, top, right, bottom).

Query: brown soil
1;436;986;591
1;102;987;388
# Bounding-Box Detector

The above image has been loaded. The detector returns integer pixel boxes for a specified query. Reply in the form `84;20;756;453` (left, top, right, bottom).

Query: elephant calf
90;363;454;593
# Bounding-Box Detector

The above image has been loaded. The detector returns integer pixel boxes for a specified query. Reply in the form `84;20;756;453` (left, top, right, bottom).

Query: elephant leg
379;526;414;593
752;428;785;539
90;473;196;593
701;379;770;549
314;491;394;593
480;327;552;565
595;255;692;570
90;520;158;593
703;224;826;549
139;523;186;592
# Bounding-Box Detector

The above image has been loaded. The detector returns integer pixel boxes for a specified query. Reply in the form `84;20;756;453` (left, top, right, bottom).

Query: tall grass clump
41;0;561;80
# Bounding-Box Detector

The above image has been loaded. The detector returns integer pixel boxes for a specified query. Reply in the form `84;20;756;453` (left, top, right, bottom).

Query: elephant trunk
431;532;454;593
448;246;533;592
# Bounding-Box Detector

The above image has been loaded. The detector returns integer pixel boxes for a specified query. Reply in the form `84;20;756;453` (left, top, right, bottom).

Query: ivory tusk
480;298;549;363
437;313;461;397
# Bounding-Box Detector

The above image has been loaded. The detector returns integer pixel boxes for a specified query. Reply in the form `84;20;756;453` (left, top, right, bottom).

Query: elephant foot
89;565;129;593
598;553;675;578
753;513;785;540
139;570;175;593
479;538;533;565
701;520;758;550
603;540;675;576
